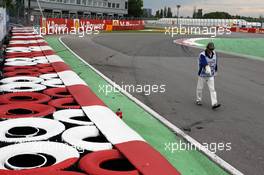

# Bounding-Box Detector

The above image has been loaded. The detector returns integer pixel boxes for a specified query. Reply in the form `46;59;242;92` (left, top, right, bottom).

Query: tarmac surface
62;32;264;175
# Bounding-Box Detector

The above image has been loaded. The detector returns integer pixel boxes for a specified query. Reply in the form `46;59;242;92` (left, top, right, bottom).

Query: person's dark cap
206;42;215;50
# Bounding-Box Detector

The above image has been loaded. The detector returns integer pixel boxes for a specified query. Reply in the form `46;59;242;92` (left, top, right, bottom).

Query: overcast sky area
143;0;264;17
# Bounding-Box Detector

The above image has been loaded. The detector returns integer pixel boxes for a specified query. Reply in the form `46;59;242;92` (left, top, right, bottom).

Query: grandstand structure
146;18;263;28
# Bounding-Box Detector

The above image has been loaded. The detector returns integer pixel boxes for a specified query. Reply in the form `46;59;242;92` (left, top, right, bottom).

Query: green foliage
164;6;167;18
155;6;174;18
128;0;143;17
0;0;14;9
203;11;232;19
155;10;160;18
167;7;172;18
160;9;163;18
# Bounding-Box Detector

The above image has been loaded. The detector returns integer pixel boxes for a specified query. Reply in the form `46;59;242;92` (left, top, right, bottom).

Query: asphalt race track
62;32;264;175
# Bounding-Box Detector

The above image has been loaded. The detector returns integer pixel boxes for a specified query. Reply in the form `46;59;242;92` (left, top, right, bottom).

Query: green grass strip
45;36;229;175
196;38;264;61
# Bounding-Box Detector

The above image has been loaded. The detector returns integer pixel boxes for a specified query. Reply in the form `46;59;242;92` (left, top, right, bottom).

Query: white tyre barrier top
12;33;35;35
40;73;59;80
62;126;113;152
53;109;94;126
82;106;145;144
5;58;32;62
0;141;79;170
6;47;30;53
9;40;46;44
41;79;65;88
5;61;37;67
11;35;42;39
0;118;65;143
30;46;53;52
57;71;86;86
46;55;64;63
0;83;47;92
33;56;49;64
0;76;44;84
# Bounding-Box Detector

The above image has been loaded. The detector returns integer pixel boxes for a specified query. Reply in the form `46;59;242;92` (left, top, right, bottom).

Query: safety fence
0;7;9;43
146;18;263;28
40;18;145;34
0;27;180;175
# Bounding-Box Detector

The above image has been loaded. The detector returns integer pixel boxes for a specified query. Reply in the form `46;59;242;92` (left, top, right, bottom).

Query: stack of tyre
0;27;180;175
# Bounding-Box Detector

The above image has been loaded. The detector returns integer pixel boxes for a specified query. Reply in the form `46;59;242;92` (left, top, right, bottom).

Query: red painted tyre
0;104;55;119
0;92;51;104
10;37;43;40
3;66;39;72
37;64;52;68
42;50;55;56
6;53;33;58
26;171;86;175
4;71;41;77
11;33;37;36
39;67;55;74
8;43;48;47
43;87;72;98
79;149;140;175
48;98;80;109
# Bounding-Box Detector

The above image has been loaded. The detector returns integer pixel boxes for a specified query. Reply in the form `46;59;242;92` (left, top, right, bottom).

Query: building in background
143;8;152;18
24;0;128;19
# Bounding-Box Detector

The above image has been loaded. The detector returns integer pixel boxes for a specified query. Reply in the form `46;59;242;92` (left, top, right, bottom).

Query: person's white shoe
196;100;202;106
212;103;221;110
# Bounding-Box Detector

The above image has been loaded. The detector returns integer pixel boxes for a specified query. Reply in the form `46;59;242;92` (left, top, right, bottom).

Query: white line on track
59;36;244;175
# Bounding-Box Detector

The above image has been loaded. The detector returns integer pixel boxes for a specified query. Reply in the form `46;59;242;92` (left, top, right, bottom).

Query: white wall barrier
0;7;8;42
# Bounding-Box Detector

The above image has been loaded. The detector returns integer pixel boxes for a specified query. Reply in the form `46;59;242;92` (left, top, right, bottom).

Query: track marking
59;36;244;175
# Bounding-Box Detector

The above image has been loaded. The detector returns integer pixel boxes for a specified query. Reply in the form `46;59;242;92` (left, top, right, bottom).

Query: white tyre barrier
30;46;52;52
0;83;47;92
11;36;42;39
33;56;49;64
53;109;94;126
6;47;30;53
8;41;27;44
0;76;44;84
40;73;59;80
0;118;65;143
5;61;37;67
0;141;79;171
41;79;65;88
62;126;112;152
5;153;47;170
9;40;46;44
5;58;32;62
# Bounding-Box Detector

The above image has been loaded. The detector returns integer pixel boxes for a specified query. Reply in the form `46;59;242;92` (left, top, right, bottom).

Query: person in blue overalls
196;42;221;110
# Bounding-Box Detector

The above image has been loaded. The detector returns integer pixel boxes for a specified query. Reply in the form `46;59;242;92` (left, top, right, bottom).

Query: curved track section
62;33;264;175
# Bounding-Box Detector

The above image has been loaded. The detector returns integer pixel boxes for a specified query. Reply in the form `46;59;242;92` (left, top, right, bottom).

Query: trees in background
167;7;173;18
155;6;173;18
0;0;14;10
203;12;232;19
202;12;262;22
128;0;143;17
0;0;24;17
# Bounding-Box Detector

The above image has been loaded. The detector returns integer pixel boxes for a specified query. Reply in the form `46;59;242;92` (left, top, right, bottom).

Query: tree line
155;7;173;18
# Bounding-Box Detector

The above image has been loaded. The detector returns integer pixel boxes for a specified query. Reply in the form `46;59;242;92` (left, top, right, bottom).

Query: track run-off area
53;32;264;175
